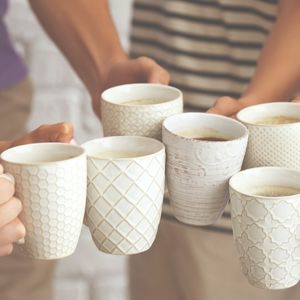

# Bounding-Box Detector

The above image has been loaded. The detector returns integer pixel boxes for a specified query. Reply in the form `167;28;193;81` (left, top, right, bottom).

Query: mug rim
162;112;249;143
237;102;300;127
229;166;300;200
0;143;86;166
81;136;165;160
101;83;183;108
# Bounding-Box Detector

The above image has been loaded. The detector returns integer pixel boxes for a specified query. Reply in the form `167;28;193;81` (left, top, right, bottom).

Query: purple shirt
0;0;27;89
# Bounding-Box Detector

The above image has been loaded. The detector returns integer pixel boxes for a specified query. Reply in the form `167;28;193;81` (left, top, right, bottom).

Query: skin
208;0;300;116
1;0;295;256
29;0;300;118
0;123;73;256
28;0;170;117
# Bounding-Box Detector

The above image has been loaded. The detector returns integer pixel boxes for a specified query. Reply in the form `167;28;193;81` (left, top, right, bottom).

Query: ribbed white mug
162;112;248;225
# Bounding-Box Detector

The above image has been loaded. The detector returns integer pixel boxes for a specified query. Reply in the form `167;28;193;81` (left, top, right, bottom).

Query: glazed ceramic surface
82;137;165;255
101;83;183;140
162;112;248;225
237;102;300;169
1;143;87;259
230;167;300;289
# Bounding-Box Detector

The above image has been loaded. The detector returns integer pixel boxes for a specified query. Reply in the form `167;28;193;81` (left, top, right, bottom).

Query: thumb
148;68;170;85
208;96;240;117
135;57;170;84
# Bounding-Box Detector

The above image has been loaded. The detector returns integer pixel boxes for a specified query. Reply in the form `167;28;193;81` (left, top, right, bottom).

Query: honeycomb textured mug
1;143;87;260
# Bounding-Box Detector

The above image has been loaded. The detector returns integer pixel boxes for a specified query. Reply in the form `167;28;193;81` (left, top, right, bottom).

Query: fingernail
15;238;25;245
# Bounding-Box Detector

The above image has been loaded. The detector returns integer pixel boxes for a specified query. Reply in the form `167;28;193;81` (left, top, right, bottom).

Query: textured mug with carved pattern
162;112;248;225
101;83;183;140
1;143;87;260
237;102;300;170
82;136;165;255
229;167;300;289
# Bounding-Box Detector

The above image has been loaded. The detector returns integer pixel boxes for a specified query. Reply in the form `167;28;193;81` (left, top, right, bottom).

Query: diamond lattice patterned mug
82;136;165;255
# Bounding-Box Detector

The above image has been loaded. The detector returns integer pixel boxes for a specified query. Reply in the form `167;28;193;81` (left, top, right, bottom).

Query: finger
292;96;300;103
148;66;170;85
11;122;74;147
0;165;3;175
0;218;26;246
0;197;22;227
35;122;74;143
0;243;13;256
0;178;15;206
208;96;240;116
135;57;170;84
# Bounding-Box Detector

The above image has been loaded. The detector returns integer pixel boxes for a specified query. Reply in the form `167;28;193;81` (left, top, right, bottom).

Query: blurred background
5;0;134;299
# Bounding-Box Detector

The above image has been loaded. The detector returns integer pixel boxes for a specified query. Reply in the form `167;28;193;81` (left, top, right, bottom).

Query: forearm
29;0;127;96
240;0;300;105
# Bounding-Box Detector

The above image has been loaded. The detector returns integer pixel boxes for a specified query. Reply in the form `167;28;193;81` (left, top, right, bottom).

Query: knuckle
137;56;154;66
12;197;23;213
14;220;26;239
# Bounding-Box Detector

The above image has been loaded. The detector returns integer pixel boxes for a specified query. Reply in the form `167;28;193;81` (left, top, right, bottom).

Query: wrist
87;52;128;96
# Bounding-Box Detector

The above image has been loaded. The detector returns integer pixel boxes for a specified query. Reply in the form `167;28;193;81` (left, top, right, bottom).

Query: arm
209;0;300;116
29;0;170;116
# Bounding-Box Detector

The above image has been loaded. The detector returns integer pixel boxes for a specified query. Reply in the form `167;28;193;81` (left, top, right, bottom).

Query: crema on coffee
255;116;300;125
251;185;300;197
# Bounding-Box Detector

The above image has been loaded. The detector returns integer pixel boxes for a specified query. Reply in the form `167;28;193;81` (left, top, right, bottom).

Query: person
3;0;300;299
0;0;167;299
126;0;300;299
0;123;73;299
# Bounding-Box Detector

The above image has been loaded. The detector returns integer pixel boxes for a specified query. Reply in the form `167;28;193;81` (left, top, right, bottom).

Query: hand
9;122;73;150
0;167;25;256
207;96;245;118
92;56;171;117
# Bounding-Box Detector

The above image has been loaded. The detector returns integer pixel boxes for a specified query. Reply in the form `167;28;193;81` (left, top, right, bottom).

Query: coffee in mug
123;98;167;105
176;128;229;142
255;116;300;125
250;185;300;197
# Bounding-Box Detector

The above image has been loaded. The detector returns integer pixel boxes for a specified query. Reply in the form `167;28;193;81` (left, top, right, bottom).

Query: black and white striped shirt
130;0;278;233
130;0;278;109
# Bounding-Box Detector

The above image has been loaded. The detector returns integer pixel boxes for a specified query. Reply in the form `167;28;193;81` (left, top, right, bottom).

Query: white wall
5;0;133;299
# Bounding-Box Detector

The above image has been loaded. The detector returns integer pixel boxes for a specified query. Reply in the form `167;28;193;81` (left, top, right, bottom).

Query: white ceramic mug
101;83;183;140
162;112;248;225
229;167;300;289
237;102;300;169
1;143;87;259
82;136;165;255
